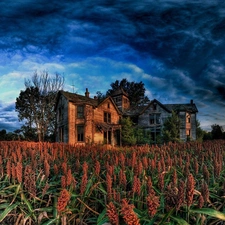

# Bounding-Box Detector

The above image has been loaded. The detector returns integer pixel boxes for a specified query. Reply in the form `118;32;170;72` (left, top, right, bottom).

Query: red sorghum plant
201;181;209;204
132;175;141;196
106;202;119;225
16;161;23;183
176;179;185;212
165;182;178;211
121;198;140;225
146;188;160;217
57;189;70;213
186;173;195;207
24;164;36;197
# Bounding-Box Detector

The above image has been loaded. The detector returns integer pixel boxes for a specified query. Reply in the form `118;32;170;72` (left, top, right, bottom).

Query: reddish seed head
57;189;70;213
106;202;119;225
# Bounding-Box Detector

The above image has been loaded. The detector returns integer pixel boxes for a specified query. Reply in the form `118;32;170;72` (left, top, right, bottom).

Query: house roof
123;99;170;116
58;90;98;107
56;90;198;114
123;99;198;116
164;103;198;113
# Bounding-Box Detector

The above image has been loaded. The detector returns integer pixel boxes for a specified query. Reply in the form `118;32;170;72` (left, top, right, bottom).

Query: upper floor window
149;113;161;124
77;105;84;118
104;112;111;123
153;103;157;110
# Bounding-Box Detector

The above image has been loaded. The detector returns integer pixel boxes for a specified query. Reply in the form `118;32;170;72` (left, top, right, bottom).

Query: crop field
0;140;225;225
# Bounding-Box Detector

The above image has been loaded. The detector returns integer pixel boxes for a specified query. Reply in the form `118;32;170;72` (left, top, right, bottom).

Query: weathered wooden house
125;99;198;142
55;89;122;145
55;88;198;145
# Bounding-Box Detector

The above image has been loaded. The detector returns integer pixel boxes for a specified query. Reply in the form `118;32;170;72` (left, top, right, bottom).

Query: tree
196;120;204;141
15;71;64;141
120;117;136;146
134;127;152;145
106;78;149;106
211;124;224;139
162;111;180;143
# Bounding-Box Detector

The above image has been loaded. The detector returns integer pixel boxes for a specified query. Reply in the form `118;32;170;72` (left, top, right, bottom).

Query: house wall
56;95;69;143
179;112;186;141
68;102;76;144
138;103;170;129
190;113;197;140
93;99;121;144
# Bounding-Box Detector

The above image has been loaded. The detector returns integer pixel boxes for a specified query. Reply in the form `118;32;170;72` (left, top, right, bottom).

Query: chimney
190;99;193;104
85;88;90;97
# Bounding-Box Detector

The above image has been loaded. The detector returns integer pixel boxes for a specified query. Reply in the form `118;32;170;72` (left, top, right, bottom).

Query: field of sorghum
0;140;225;225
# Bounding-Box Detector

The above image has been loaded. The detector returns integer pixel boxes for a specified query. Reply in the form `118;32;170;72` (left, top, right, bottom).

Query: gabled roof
124;99;170;116
164;103;198;113
55;91;122;115
55;90;98;109
140;99;171;114
97;96;122;115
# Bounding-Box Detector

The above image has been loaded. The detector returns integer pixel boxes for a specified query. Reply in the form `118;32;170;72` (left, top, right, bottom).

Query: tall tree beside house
106;78;149;106
120;117;136;146
15;71;64;142
162;111;180;143
196;120;205;141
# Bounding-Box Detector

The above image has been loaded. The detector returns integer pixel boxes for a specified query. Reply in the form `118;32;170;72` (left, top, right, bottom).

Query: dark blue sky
0;0;225;131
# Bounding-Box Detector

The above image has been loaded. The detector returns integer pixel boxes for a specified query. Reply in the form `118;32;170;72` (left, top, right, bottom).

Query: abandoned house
55;88;198;145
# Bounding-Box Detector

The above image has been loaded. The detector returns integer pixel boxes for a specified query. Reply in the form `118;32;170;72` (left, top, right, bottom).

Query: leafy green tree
15;71;64;141
106;78;149;106
196;120;204;141
211;124;224;139
134;127;152;145
162;111;180;143
121;117;136;146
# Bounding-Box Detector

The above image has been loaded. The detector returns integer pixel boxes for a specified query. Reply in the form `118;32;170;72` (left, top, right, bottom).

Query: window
108;103;110;108
153;103;157;110
77;125;84;142
156;114;161;124
104;112;111;123
149;113;161;125
77;105;84;118
150;114;154;124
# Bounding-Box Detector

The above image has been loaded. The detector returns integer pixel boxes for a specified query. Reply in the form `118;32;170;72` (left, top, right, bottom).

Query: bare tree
16;71;64;141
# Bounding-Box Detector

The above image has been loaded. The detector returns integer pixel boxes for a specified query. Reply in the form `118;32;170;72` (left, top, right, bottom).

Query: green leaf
0;202;19;222
42;218;59;225
170;215;190;225
190;208;225;220
97;208;109;225
158;208;175;225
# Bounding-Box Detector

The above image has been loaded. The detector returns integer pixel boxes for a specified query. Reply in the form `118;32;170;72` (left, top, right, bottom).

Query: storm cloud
0;0;224;131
